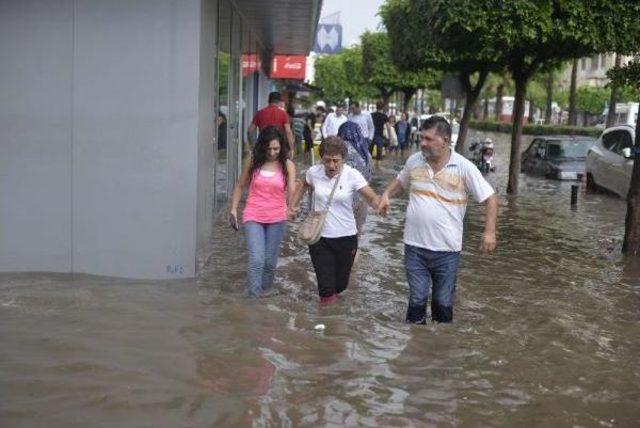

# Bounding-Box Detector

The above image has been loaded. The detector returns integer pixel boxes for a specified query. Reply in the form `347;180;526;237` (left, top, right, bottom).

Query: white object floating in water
314;324;325;331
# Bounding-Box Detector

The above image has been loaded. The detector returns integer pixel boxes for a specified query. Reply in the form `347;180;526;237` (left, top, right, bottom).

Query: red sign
241;54;261;77
270;55;306;80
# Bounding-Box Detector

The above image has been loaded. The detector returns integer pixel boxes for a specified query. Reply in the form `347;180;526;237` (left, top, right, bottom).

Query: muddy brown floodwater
2;130;639;427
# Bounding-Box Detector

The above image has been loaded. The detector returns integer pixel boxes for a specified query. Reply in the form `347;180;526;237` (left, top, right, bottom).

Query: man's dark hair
376;101;384;110
336;102;346;109
268;91;281;103
420;115;451;141
351;101;360;108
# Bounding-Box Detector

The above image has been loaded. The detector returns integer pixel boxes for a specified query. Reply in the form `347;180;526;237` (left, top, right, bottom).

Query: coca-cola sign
271;55;306;80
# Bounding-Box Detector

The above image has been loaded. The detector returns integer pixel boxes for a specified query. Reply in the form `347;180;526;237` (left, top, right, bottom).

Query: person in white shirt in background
321;102;348;138
348;101;375;151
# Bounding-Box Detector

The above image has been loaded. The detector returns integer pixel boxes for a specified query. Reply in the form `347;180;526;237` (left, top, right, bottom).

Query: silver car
586;125;635;197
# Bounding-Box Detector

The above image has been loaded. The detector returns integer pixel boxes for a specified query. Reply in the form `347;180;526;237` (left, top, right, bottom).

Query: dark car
521;136;597;180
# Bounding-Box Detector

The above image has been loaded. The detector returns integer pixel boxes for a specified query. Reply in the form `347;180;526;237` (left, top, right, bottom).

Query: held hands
377;194;390;217
480;231;497;254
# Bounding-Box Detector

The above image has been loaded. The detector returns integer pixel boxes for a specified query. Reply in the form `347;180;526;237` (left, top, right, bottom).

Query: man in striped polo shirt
378;116;498;323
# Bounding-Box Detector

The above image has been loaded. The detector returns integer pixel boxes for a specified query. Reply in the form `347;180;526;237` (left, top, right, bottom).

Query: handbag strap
312;169;342;213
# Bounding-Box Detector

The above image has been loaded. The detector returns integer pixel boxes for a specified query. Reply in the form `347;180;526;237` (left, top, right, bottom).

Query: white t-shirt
321;112;348;137
347;112;375;139
306;164;368;238
397;150;495;252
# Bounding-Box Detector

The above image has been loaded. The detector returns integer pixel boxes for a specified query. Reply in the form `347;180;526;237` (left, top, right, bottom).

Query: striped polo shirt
397;150;495;252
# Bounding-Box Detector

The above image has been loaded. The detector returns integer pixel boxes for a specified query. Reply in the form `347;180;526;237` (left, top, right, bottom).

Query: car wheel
586;172;598;192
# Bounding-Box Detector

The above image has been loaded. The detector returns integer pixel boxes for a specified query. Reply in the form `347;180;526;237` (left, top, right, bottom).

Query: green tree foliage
556;86;609;114
313;54;345;104
384;0;639;194
619;84;640;103
360;31;439;110
313;46;375;104
576;87;610;114
380;0;503;154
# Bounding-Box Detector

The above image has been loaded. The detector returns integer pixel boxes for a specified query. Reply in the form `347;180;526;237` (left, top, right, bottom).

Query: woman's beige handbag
297;171;342;245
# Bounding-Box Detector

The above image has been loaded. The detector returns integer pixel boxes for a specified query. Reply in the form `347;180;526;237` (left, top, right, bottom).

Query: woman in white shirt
291;136;381;303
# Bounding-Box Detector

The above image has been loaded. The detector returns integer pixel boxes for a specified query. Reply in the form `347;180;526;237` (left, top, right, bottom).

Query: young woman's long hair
249;126;290;187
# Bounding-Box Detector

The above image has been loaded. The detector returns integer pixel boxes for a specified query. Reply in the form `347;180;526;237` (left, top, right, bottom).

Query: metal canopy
234;0;323;55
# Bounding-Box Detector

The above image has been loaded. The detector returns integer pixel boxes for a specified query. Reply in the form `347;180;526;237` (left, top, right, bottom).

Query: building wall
195;0;217;269
0;0;74;272
0;0;286;279
0;0;204;278
72;1;201;278
560;53;636;89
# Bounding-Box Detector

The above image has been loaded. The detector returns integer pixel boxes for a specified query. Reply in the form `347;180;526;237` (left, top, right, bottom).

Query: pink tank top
242;167;288;224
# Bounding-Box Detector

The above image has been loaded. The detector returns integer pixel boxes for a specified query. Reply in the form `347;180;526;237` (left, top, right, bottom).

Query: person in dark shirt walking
370;102;391;161
395;112;412;158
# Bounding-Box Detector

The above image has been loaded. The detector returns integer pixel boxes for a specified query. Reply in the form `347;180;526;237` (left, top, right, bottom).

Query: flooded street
2;131;640;427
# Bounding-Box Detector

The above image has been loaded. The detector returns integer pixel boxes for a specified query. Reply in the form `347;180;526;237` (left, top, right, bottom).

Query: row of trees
380;0;640;254
314;32;440;113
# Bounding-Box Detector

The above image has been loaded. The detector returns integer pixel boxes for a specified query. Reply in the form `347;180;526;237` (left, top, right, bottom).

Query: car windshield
546;140;593;160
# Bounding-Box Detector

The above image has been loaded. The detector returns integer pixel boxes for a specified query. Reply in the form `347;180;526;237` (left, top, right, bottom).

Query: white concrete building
0;0;322;279
561;53;636;88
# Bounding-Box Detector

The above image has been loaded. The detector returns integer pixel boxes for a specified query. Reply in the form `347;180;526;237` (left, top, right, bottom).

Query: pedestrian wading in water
229;126;297;297
378;116;498;323
291;136;381;304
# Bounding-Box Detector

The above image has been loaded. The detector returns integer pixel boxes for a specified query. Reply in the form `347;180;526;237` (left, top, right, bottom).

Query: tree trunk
495;83;504;121
456;69;489;155
606;54;623;128
507;77;528;195
568;58;578;126
472;100;482;120
402;88;416;113
545;73;553;124
622;113;640;254
381;91;391;110
528;98;535;124
483;98;489;120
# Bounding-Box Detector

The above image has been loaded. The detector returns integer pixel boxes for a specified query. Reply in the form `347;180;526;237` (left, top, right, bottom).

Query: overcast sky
319;0;385;47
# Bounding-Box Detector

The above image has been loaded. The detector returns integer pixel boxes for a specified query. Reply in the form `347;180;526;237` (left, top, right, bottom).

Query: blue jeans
404;244;460;323
244;221;287;297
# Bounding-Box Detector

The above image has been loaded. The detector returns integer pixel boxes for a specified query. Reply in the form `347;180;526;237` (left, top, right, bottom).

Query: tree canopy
382;0;640;193
313;46;375;104
360;30;439;108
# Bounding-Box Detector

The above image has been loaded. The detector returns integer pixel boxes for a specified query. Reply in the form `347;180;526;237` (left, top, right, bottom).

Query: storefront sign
270;55;306;80
241;54;261;77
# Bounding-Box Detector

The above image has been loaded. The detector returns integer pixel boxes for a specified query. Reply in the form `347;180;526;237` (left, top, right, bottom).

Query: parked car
586;125;635;197
521;136;597;180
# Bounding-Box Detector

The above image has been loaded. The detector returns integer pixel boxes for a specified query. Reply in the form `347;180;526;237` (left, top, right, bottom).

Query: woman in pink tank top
229;126;297;297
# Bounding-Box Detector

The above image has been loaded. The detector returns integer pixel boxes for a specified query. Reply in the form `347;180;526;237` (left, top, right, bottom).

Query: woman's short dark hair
420;115;452;141
319;136;347;158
